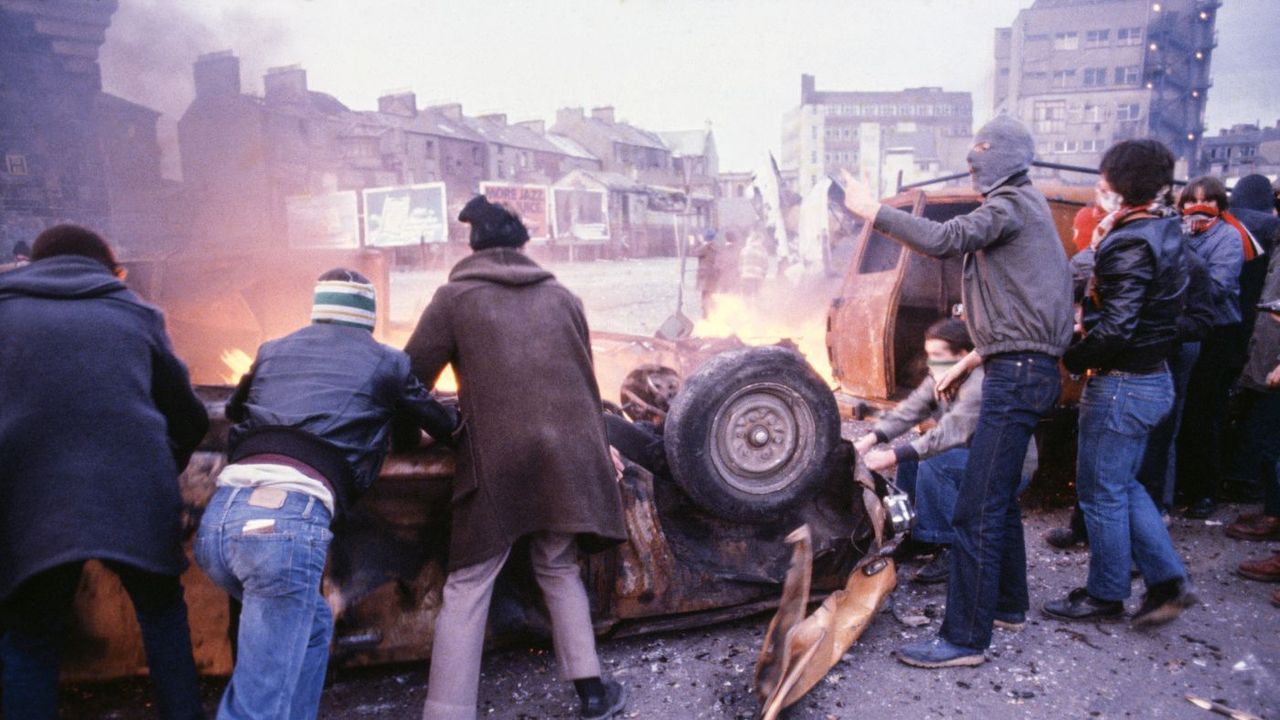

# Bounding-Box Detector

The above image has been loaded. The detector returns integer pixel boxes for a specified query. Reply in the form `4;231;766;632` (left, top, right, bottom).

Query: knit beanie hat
458;195;530;251
967;115;1036;194
1232;174;1275;213
311;268;376;331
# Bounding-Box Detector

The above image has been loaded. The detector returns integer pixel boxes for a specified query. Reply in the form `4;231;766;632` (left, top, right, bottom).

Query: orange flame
220;348;254;385
693;293;835;385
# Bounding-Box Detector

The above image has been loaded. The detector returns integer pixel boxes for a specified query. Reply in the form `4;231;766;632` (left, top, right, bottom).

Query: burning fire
694;293;836;385
220;348;254;385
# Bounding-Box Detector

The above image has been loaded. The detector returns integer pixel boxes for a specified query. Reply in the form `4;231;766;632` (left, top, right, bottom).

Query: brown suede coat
404;248;626;570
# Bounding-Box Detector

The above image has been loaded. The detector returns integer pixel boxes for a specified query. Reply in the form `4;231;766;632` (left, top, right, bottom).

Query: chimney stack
556;107;585;127
194;51;240;98
479;113;508;125
517;119;546;135
429;103;464;121
591;106;615;124
378;91;418;118
264;65;308;104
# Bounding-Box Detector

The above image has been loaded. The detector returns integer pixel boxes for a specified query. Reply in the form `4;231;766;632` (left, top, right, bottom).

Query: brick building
1199;121;1280;181
995;0;1218;174
0;0;169;256
780;75;974;196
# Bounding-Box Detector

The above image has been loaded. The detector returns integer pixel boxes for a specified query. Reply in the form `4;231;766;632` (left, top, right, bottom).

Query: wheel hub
710;382;816;495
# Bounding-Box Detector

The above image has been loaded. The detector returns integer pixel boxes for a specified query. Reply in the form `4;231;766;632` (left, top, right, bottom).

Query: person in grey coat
841;115;1073;668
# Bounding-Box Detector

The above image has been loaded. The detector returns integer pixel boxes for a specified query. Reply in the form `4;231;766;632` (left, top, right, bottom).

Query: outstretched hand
839;169;882;219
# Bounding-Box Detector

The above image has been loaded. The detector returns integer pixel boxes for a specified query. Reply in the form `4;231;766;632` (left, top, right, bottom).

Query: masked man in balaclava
840;115;1073;668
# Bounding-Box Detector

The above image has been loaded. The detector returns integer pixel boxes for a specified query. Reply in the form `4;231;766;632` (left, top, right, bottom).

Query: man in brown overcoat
405;195;628;720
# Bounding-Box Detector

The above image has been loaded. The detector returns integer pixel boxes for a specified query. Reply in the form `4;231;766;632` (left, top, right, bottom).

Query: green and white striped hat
312;268;376;331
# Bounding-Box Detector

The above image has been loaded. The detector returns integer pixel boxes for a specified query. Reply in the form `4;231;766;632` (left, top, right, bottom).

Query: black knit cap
458;195;529;251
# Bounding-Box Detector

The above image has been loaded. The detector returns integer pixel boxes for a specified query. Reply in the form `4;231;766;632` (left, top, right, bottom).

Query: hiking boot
1043;588;1124;621
912;548;950;585
1226;514;1280;542
1272;590;1280;608
1238;552;1280;582
993;610;1027;631
894;635;985;669
579;679;626;720
1045;526;1084;549
1132;578;1197;628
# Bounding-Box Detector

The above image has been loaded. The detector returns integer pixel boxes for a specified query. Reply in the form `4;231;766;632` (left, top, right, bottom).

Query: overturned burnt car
60;336;894;681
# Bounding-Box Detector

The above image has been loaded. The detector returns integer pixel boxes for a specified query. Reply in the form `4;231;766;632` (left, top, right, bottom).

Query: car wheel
664;346;841;523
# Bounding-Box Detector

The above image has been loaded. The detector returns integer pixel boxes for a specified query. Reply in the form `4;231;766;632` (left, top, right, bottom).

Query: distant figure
738;232;770;297
0;225;208;720
690;228;720;316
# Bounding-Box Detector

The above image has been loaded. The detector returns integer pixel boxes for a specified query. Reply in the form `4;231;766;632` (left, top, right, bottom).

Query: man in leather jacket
194;268;457;720
1046;140;1197;628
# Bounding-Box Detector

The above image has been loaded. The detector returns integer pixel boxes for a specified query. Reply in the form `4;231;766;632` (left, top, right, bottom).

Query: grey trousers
422;532;602;720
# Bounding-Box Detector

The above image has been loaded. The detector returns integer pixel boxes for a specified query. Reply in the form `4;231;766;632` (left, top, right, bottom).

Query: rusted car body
59;313;876;681
825;183;1093;409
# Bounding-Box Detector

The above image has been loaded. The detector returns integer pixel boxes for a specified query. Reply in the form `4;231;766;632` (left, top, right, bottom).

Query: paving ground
55;257;1280;719
61;504;1280;719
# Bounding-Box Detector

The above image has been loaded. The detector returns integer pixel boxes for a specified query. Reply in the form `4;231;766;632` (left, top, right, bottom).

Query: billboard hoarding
362;182;449;247
479;183;550;240
551;187;609;242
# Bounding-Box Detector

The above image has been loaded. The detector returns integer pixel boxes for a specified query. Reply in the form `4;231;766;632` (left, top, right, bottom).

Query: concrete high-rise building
995;0;1218;174
780;74;973;197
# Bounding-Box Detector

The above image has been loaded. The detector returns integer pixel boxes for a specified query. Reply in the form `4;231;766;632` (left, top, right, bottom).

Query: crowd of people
1;114;1278;718
0;201;629;720
840;117;1280;668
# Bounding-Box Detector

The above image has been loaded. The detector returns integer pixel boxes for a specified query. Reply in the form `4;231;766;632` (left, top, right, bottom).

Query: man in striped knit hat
195;268;457;720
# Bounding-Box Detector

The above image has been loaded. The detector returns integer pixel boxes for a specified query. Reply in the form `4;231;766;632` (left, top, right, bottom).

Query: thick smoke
99;1;299;180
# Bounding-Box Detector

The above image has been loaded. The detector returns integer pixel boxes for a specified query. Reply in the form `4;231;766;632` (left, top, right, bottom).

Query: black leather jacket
1064;216;1187;374
226;322;457;515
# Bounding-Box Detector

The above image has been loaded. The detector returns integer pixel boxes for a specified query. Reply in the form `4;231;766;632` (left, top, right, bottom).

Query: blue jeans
898;448;1032;545
1136;341;1199;512
941;352;1060;651
1239;390;1280;517
0;561;203;720
1077;373;1186;601
196;486;333;720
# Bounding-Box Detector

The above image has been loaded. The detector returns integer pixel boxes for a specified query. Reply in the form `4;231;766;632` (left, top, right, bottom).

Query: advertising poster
479;182;550;239
552;187;609;241
363;182;448;246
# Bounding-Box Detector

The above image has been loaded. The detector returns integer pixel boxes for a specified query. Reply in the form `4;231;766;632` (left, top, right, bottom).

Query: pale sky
99;0;1279;179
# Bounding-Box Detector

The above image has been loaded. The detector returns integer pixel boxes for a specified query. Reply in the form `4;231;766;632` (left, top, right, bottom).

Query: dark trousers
1242;390;1280;517
1137;341;1200;511
1179;324;1243;503
0;562;203;720
941;352;1060;651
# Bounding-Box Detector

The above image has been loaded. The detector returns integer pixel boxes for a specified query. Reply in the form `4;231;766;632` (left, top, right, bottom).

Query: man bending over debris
195;268;457;720
406;196;628;720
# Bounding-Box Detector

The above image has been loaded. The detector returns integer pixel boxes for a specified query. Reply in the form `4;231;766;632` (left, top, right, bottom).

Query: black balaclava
1232;174;1274;213
967;115;1036;195
458;195;530;251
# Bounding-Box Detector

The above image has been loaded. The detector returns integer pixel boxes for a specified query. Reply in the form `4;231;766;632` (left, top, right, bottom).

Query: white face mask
927;359;958;382
1096;187;1122;213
